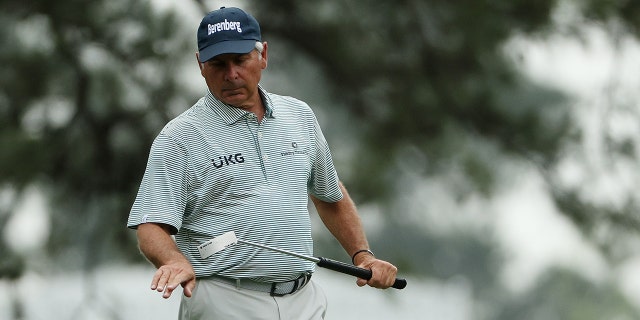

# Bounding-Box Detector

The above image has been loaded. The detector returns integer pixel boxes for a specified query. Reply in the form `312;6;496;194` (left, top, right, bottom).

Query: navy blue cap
197;7;261;62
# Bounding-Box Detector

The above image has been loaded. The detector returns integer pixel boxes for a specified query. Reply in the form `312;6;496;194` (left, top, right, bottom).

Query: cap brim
199;40;257;62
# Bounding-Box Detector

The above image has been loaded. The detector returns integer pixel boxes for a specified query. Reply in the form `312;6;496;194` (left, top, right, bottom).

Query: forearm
311;182;370;258
137;223;189;268
313;183;399;289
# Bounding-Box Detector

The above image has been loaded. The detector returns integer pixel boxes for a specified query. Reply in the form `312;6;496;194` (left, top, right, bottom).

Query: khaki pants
179;278;327;320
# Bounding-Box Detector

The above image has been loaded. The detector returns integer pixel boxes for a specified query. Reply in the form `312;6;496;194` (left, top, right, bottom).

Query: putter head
197;231;238;259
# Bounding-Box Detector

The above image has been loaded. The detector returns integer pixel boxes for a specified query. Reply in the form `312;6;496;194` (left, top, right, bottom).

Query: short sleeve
308;115;343;202
127;133;189;233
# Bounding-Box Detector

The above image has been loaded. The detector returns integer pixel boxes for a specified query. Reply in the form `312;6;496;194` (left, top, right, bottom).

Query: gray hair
255;41;264;53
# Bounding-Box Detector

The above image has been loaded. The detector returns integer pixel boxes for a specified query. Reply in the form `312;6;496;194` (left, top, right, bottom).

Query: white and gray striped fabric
128;87;343;282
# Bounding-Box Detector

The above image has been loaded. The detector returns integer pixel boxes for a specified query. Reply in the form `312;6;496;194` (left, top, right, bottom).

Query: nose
223;63;239;81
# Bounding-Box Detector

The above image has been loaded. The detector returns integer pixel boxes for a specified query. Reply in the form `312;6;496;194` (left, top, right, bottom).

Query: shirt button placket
252;118;268;179
258;131;268;175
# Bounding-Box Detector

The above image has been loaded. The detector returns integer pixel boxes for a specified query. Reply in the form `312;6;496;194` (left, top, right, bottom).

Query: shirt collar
204;85;275;125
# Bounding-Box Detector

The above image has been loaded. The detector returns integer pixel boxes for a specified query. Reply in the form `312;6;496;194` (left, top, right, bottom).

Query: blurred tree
0;0;194;269
494;268;640;320
1;0;640;318
582;0;640;35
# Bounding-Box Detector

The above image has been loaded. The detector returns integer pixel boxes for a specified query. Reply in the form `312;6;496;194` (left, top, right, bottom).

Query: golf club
199;231;407;289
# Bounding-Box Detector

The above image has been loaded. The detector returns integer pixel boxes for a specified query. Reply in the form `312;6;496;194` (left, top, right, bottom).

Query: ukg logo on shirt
208;19;242;35
212;153;245;169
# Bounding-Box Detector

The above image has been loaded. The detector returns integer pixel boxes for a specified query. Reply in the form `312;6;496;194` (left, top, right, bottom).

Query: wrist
351;249;375;264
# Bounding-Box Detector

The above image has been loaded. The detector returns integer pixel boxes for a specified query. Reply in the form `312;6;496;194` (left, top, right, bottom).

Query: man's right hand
151;261;196;299
137;223;196;299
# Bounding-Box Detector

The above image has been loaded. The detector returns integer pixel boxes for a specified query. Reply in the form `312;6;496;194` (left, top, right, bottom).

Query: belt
208;273;312;296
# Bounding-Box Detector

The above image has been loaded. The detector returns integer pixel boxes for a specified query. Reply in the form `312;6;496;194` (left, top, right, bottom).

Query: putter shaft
237;239;321;263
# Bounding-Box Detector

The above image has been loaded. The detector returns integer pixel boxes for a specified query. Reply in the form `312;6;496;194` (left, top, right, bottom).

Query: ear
260;42;268;69
195;52;205;74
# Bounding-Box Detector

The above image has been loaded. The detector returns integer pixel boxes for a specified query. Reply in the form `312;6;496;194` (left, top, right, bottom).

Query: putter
200;231;407;289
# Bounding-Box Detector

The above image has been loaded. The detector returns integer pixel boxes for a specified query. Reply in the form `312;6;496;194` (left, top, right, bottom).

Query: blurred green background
2;0;640;319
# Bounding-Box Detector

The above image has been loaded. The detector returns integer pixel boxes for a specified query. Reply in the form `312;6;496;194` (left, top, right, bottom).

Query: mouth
223;91;243;99
222;86;243;95
219;88;247;104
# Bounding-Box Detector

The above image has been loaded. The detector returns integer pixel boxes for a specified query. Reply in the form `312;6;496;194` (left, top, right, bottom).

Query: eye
236;54;252;64
208;60;224;67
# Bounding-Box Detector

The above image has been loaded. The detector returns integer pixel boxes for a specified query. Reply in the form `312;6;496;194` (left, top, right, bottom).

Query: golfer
127;7;398;319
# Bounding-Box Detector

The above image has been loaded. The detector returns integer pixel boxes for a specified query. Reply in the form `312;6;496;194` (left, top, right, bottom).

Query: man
127;7;399;319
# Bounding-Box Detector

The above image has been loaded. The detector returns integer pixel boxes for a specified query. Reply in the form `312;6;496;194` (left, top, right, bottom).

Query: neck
242;96;265;123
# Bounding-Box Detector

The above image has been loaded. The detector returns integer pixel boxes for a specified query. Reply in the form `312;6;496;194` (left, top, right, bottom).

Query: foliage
0;0;194;268
1;0;640;318
494;268;640;320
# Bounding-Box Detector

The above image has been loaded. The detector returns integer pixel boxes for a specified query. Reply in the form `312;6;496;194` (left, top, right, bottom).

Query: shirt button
263;155;269;161
258;132;263;139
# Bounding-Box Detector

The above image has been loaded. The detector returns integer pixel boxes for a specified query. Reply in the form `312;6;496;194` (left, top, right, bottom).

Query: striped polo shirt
127;87;343;282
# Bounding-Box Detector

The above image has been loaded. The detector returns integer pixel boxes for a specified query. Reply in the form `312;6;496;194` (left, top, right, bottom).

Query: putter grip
316;257;407;289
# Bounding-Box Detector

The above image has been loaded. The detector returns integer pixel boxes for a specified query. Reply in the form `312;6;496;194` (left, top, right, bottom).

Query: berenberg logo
208;19;242;35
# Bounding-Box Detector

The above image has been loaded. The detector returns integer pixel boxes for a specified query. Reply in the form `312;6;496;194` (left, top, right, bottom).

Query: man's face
198;44;268;109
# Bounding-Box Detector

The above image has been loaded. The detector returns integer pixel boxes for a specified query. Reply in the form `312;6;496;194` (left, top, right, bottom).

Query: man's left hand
355;256;398;289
